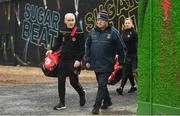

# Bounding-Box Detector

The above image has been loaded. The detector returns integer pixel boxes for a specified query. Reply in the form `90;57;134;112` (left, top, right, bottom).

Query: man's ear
64;18;67;24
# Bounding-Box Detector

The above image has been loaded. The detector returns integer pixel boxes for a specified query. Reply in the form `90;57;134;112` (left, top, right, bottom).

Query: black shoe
80;90;86;106
92;107;99;114
101;100;112;109
53;103;66;110
128;86;137;93
116;87;123;95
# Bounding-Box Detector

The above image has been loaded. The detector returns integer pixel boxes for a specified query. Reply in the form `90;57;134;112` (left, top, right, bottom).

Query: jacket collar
94;25;111;32
124;28;134;32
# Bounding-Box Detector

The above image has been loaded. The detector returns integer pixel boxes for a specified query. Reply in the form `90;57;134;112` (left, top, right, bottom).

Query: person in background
116;17;138;95
46;13;86;110
84;10;127;114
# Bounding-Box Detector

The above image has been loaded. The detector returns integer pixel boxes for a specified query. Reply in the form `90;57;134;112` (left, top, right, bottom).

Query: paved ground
0;66;137;115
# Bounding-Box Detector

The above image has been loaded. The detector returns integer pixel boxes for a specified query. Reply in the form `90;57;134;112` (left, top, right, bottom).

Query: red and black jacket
52;26;84;61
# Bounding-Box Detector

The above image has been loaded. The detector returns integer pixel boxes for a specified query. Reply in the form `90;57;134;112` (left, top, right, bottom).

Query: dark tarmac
0;81;136;115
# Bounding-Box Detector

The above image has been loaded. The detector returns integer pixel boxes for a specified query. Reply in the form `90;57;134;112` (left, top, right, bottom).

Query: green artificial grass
138;0;180;114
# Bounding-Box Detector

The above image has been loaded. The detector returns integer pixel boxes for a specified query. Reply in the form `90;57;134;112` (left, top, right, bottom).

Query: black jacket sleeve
112;28;127;65
51;32;63;52
84;32;92;63
75;29;85;61
133;30;138;54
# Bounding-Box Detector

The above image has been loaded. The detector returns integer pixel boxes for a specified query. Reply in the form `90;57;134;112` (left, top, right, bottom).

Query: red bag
108;56;120;81
44;50;62;71
42;26;78;76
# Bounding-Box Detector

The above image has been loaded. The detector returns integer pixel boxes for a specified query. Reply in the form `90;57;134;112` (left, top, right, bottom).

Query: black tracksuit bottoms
94;72;111;108
57;60;84;104
120;54;137;88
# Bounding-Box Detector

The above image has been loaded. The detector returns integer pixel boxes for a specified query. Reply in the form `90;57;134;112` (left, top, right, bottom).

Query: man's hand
115;54;119;59
120;64;125;69
74;60;81;68
46;50;53;55
86;63;91;69
120;65;123;69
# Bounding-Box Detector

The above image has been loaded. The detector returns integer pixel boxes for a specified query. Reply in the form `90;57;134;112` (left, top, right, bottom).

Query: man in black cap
84;10;127;114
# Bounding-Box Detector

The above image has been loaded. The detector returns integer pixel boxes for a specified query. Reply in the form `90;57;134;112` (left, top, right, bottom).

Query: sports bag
108;55;122;85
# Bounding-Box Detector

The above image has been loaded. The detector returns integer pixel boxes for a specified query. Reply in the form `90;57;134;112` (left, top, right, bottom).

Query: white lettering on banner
22;3;61;49
84;0;138;32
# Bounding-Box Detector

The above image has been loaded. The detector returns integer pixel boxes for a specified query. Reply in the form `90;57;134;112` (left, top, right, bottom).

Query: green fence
138;0;180;115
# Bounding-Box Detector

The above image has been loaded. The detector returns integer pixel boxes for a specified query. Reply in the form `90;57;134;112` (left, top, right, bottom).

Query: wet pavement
0;77;137;115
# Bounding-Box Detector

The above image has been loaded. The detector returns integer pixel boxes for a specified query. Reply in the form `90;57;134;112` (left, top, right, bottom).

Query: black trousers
120;54;137;88
94;72;111;108
57;60;84;104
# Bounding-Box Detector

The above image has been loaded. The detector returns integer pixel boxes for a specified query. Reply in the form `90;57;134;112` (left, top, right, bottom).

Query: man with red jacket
46;13;86;110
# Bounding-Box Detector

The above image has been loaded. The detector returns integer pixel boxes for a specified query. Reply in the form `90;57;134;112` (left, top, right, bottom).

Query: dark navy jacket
84;26;127;72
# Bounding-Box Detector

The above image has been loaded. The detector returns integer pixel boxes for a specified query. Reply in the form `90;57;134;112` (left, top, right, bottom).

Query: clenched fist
86;63;91;69
74;60;81;68
46;50;52;55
